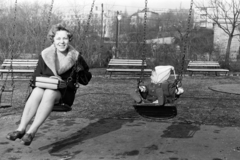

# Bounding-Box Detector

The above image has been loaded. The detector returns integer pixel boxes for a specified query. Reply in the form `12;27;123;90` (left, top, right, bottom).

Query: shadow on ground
39;117;134;156
161;122;200;138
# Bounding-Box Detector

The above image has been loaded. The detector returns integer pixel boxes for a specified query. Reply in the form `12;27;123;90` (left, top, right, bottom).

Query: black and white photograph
0;0;240;159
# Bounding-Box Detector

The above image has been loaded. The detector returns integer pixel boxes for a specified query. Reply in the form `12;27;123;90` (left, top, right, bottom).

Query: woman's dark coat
32;44;89;106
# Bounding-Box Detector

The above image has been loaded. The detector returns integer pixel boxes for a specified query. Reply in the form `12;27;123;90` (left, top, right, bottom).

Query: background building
130;8;159;28
194;6;240;61
194;6;214;28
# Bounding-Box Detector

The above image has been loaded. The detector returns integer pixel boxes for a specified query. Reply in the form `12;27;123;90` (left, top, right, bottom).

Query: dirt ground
1;68;240;160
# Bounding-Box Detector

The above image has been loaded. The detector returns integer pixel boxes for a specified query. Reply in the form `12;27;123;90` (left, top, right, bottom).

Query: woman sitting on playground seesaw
6;24;90;146
130;65;184;105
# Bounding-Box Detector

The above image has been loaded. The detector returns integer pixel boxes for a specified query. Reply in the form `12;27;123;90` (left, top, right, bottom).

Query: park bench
105;59;152;77
187;61;229;76
0;59;38;79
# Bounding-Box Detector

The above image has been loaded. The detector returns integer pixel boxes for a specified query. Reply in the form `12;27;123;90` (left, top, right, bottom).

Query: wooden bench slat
2;61;37;64
188;62;219;64
110;59;144;61
188;63;220;65
188;65;220;67
2;64;37;67
188;63;220;66
188;62;220;65
4;59;38;61
109;61;145;63
109;63;146;65
188;62;220;64
108;63;147;66
187;69;229;72
107;69;152;72
0;69;35;72
189;61;219;63
109;61;146;63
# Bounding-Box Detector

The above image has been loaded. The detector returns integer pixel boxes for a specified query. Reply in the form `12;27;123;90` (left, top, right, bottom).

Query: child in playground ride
130;65;184;106
6;24;89;146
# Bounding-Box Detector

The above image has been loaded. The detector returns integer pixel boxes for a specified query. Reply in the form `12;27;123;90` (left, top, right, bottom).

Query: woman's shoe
6;130;25;141
21;133;34;146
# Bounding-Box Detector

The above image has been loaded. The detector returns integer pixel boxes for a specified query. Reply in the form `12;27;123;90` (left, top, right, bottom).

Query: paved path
209;84;240;95
1;114;240;160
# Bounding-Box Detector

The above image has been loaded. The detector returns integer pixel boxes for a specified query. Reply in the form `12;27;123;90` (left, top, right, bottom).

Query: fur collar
41;44;79;76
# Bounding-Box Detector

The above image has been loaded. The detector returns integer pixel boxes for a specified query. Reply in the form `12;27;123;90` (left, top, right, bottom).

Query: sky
7;0;193;14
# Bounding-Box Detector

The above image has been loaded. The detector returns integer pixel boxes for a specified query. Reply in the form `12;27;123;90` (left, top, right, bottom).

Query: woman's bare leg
17;87;45;132
26;89;61;135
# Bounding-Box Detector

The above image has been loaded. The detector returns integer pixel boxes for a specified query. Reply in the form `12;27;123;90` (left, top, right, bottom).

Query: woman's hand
139;86;146;92
49;76;67;88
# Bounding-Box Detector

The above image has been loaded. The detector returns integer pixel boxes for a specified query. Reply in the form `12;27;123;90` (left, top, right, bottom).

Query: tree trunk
225;35;233;69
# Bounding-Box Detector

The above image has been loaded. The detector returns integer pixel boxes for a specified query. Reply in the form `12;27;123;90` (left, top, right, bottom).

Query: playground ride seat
133;65;182;119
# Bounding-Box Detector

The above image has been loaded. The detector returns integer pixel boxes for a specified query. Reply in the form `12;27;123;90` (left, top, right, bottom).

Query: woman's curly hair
47;24;73;42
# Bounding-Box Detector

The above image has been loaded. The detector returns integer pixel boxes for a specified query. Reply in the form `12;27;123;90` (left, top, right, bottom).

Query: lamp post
115;11;122;58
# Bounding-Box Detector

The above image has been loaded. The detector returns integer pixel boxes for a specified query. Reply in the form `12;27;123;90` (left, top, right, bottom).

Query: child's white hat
151;65;175;84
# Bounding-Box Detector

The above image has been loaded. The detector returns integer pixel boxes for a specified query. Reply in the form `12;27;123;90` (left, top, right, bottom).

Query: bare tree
0;1;61;60
195;0;240;68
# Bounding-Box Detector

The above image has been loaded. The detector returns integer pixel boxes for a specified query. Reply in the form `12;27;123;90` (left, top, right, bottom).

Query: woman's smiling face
53;30;70;53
